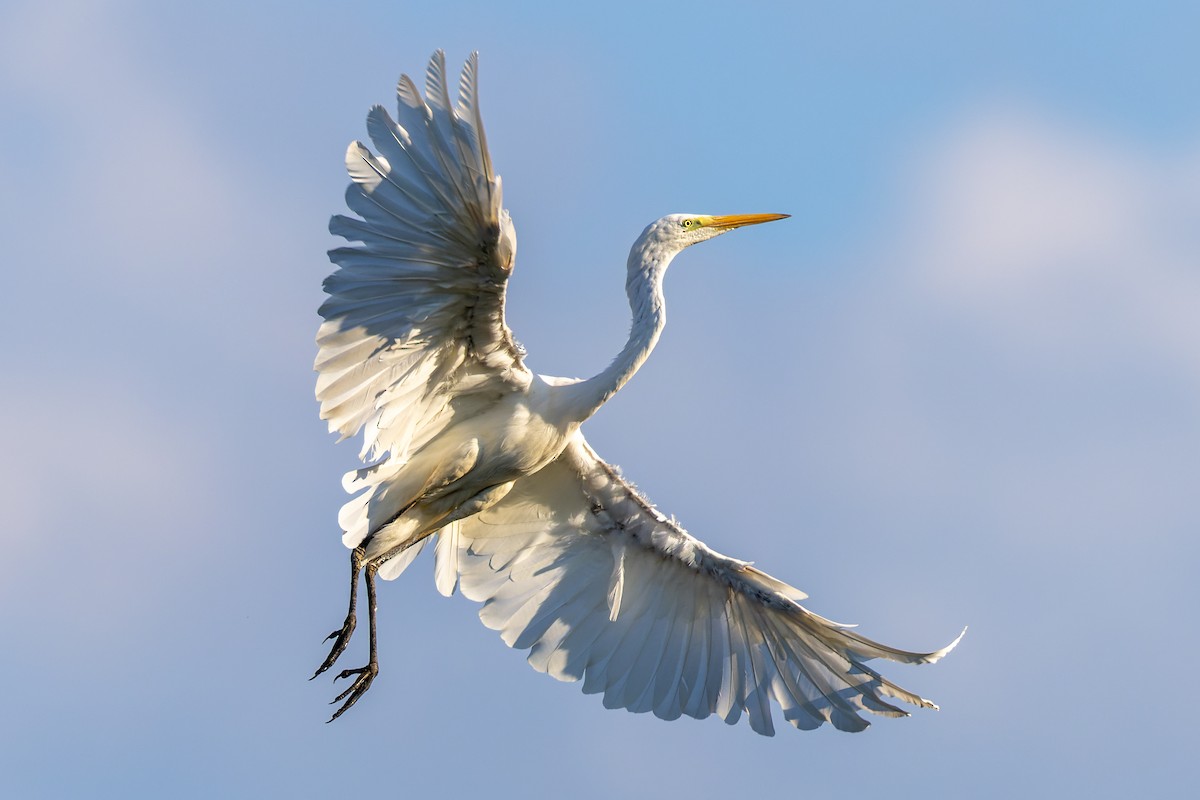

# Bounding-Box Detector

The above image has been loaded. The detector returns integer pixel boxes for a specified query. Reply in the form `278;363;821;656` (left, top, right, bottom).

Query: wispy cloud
900;105;1200;379
0;367;219;631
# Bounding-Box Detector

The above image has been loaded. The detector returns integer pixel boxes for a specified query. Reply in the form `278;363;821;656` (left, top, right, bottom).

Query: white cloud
895;105;1200;379
754;104;1200;564
0;368;219;639
0;0;244;267
1;0;322;372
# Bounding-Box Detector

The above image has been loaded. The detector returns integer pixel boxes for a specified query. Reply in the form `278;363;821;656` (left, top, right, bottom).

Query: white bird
312;51;962;734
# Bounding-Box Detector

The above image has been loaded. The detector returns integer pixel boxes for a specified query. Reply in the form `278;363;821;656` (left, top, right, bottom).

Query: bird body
312;51;961;734
352;374;578;570
333;210;772;573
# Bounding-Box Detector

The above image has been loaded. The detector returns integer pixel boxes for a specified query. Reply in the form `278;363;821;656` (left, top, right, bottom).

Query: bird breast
458;382;579;485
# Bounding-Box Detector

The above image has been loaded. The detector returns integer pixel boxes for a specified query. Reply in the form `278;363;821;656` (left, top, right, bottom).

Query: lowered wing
435;433;962;736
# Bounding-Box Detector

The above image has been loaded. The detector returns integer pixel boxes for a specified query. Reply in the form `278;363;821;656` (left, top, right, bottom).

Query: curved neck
559;240;674;423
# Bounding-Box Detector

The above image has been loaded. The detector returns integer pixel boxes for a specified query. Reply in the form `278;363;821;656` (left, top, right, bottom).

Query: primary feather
317;51;527;468
314;50;961;734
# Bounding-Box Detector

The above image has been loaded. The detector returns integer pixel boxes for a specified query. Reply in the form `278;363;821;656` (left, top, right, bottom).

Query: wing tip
923;625;968;664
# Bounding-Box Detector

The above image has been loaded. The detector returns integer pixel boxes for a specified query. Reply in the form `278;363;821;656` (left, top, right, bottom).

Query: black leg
326;562;380;722
311;546;364;680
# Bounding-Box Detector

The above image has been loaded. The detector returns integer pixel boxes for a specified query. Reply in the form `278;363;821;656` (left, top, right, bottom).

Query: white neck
557;236;676;423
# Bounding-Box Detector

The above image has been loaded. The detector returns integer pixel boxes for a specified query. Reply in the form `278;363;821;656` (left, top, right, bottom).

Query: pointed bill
705;213;790;229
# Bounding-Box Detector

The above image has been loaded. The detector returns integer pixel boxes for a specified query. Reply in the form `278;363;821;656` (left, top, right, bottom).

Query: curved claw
316;546;379;721
327;664;379;722
311;612;357;680
312;547;365;682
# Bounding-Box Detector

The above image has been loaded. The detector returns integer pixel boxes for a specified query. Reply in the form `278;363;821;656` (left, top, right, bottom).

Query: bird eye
682;219;694;229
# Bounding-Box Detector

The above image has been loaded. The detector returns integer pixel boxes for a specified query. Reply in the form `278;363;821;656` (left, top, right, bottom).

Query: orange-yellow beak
705;213;790;229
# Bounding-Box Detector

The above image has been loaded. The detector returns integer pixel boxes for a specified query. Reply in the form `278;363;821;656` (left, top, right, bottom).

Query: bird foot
311;612;356;680
326;663;378;722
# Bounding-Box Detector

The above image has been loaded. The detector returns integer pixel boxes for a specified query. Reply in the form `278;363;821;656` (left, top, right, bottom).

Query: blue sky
2;1;1197;797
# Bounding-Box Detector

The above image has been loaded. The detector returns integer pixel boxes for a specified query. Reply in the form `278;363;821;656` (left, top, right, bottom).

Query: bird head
635;213;789;262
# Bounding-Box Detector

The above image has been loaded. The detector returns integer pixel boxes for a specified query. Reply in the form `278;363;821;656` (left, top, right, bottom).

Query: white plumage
312;50;962;733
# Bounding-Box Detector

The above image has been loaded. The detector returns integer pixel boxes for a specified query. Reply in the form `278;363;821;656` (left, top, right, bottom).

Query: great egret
313;51;961;735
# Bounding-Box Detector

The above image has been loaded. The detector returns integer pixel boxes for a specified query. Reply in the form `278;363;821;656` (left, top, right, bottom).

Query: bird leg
315;481;515;720
326;561;380;722
312;546;364;680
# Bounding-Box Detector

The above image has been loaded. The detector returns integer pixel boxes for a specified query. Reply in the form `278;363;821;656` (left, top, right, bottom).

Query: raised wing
317;51;531;465
435;433;962;736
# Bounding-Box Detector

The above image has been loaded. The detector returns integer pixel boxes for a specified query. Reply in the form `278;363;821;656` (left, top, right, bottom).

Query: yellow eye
681;218;695;229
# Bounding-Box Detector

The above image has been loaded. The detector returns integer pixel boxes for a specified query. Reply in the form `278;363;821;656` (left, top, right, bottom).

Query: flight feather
446;434;962;735
317;50;530;466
